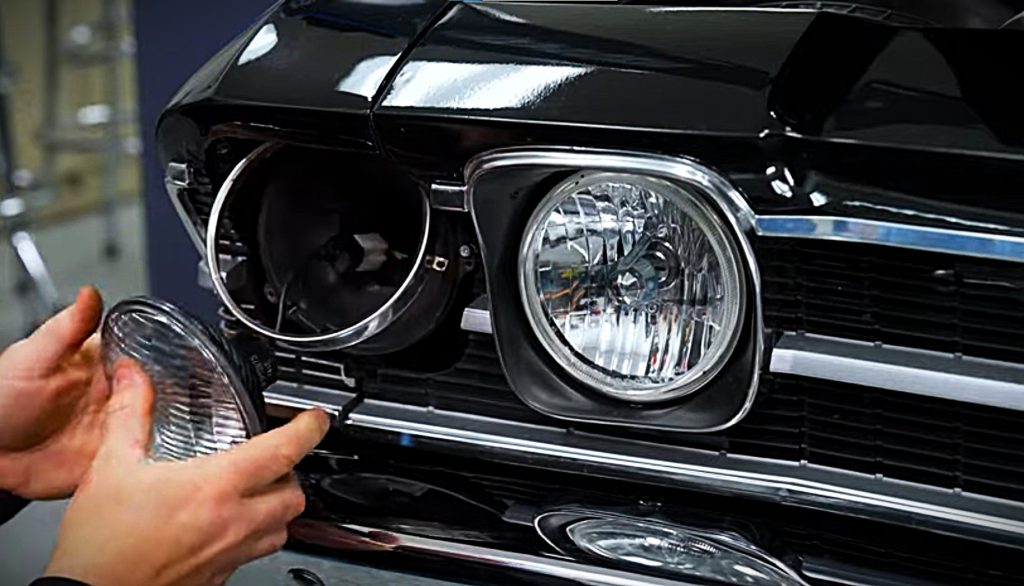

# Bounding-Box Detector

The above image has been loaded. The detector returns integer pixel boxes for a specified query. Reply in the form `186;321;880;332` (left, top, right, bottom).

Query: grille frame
193;145;1024;548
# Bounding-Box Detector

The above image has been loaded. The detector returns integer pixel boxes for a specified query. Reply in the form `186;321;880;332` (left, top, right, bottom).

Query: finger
98;358;154;462
245;475;306;533
27;286;103;364
216;410;329;492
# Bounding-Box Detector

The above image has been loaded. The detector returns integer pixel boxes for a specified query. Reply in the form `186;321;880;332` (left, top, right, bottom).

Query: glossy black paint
159;2;1024;235
374;3;1024;235
380;3;1024;155
157;0;450;173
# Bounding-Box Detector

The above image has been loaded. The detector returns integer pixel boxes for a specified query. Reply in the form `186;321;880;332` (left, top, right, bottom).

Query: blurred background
0;0;144;346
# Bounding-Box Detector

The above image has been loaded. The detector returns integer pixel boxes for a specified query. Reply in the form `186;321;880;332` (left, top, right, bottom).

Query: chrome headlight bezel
466;147;762;432
518;171;747;403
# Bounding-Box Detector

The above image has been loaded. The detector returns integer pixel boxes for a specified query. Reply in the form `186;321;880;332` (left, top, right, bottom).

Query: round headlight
101;297;271;461
520;172;745;403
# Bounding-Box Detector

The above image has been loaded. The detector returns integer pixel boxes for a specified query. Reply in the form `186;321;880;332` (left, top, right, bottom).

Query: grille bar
770;333;1024;411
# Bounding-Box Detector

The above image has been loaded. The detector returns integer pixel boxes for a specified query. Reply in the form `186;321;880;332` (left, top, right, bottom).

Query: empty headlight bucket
206;143;459;354
519;172;746;403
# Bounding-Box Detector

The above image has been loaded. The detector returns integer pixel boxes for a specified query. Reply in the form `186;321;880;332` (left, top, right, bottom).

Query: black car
158;1;1024;584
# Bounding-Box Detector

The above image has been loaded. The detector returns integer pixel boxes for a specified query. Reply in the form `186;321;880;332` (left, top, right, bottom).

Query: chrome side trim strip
341;523;693;586
264;381;354;417
461;307;493;334
329;398;1024;546
460;295;493;334
429;181;468;212
164;161;206;254
771;333;1024;411
755;215;1024;263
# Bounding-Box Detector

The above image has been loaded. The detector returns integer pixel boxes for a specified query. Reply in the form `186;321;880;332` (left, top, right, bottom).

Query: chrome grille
761;239;1024;364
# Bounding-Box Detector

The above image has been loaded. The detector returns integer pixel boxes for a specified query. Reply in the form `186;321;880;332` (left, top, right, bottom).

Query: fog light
101;297;272;461
538;512;805;586
520;172;745;403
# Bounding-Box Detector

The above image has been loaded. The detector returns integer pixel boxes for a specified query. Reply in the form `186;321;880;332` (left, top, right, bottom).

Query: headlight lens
566;518;803;586
102;297;268;461
520;172;745;402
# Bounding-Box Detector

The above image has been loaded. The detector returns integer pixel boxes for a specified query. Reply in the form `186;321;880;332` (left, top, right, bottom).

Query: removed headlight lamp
537;511;806;586
101;297;272;461
520;172;745;403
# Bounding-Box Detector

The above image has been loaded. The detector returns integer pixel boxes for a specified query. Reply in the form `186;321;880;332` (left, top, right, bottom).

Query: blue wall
135;0;273;321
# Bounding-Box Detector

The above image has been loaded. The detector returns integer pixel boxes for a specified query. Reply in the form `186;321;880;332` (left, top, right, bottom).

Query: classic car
155;0;1024;584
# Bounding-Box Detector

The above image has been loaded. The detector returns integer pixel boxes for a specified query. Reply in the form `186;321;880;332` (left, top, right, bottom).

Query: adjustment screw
459;244;475;258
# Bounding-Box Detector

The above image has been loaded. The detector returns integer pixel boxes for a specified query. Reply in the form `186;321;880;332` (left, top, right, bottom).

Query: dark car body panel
157;2;1024;584
157;0;450;166
374;3;1024;233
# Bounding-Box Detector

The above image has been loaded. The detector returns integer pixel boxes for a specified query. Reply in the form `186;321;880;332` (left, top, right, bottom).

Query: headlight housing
520;172;745;403
206;143;461;354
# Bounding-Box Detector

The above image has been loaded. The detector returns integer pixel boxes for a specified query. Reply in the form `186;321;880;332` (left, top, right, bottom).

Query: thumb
25;286;103;365
99;358;154;462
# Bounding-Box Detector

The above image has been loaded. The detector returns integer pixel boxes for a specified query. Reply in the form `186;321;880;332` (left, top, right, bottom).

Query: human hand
0;286;109;499
44;359;330;586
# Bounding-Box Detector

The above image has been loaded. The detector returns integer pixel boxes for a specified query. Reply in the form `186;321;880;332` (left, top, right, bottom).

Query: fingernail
114;359;139;387
314;409;331;433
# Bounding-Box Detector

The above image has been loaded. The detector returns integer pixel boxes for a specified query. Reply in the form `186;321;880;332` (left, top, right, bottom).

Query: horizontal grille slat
272;326;1024;504
721;375;1024;501
760;239;1024;363
364;334;549;424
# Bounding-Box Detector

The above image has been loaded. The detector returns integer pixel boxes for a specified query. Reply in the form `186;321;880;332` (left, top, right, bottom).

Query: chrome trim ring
205;143;433;350
464;146;764;431
518;171;746;402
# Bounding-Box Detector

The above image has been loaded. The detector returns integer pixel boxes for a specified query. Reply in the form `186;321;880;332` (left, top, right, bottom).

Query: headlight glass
566;518;803;586
102;297;266;461
520;172;744;402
